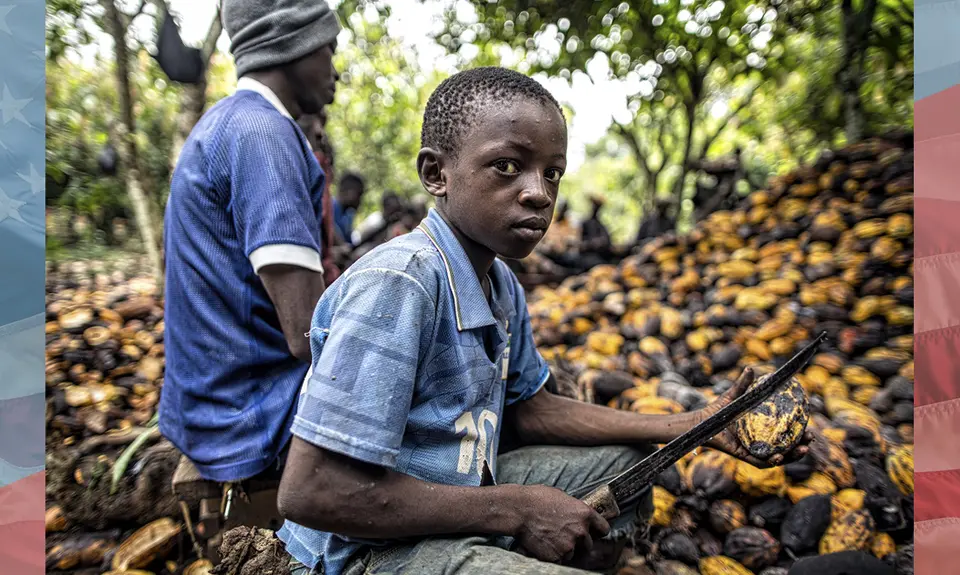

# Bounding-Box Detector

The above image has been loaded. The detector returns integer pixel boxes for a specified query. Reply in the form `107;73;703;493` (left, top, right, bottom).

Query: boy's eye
494;160;520;174
545;168;563;183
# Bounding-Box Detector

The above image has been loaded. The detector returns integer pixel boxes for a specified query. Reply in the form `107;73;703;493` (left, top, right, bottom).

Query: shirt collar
236;77;295;121
417;208;514;332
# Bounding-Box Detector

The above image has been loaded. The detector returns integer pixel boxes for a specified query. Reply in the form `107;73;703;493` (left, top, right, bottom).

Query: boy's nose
519;180;552;209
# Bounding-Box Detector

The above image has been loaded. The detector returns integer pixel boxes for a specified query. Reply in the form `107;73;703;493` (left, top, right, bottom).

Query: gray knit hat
222;0;341;77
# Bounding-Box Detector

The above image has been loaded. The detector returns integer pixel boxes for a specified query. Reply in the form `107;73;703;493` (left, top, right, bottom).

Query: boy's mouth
510;216;549;242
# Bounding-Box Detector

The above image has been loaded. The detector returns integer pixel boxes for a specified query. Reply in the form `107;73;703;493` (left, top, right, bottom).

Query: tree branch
201;7;223;63
615;122;653;184
699;81;761;157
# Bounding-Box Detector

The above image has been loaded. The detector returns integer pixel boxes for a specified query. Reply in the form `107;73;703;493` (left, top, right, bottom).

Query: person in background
539;199;577;256
297;110;341;286
634;197;675;247
579;195;613;267
333;172;365;245
160;0;340;550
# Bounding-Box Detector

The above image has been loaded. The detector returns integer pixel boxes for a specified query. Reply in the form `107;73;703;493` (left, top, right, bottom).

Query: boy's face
426;99;567;260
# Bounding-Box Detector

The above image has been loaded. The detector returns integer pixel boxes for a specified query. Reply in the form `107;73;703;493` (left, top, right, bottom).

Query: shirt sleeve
227;116;324;274
291;267;437;468
504;274;551;406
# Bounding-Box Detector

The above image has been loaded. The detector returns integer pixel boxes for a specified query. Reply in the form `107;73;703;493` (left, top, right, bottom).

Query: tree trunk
104;0;164;289
839;0;879;144
673;99;699;205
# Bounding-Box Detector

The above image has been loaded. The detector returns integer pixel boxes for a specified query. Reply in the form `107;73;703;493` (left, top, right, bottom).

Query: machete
580;331;827;520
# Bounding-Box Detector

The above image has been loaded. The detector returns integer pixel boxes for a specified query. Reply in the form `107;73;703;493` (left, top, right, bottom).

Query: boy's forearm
507;388;696;447
279;439;522;539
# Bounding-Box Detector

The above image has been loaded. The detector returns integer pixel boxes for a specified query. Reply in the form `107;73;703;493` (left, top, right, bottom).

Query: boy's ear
417;148;447;200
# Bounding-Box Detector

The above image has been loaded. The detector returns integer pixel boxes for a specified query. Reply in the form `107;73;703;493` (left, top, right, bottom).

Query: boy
276;67;809;575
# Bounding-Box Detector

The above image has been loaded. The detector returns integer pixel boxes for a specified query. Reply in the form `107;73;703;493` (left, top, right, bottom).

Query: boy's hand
697;367;814;468
509;484;610;564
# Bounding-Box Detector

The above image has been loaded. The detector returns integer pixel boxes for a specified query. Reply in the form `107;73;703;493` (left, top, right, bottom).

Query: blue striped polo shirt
277;208;551;574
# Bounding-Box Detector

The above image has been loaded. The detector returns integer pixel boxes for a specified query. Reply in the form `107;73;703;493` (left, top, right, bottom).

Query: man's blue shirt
160;87;326;482
277;208;550;574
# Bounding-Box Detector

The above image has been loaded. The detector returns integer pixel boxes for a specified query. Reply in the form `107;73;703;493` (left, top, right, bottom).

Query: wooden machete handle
580;483;620;520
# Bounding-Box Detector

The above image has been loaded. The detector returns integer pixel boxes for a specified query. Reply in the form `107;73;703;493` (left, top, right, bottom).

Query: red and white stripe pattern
915;83;960;574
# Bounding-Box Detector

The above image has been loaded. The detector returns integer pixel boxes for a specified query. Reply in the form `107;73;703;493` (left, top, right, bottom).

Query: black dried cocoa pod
854;358;902;380
693;528;723;557
723;526;780;571
895;543;913;575
787;551;895;575
708;500;746;535
748;497;792;529
711;345;741;372
656;465;684;496
781;494;832;554
658;532;700;565
785;453;815;483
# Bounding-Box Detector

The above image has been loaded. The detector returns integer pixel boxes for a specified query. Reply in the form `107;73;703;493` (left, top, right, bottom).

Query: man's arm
259;265;325;363
505;380;696;447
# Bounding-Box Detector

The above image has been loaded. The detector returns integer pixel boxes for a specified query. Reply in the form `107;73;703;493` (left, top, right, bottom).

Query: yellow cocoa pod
735;375;809;460
639;336;669;357
572;317;594;336
770;337;795;357
850;296;882;323
652;486;676;527
735;288;778;311
821;378;849;401
699;556;753;575
887;445;914;496
871;533;896;559
631;396;685;415
661;308;684;339
788;472;838;504
842;366;880;387
806;366;833;390
887;214;913;238
687;330;712;353
899;361;914;381
870;237;901;262
832;489;866;522
755;319;792;341
734;461;787;497
852;387;879;406
886;306;914;326
853;219;886;239
684;450;738;494
718;260;757;280
819;510;875;554
814;439;856;489
746;339;772;362
813;355;844;374
586;332;625;356
822;428;847;444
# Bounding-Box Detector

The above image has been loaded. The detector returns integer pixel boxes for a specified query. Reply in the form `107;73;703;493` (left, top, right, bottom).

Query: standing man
160;0;340;548
298;110;343;286
331;172;365;246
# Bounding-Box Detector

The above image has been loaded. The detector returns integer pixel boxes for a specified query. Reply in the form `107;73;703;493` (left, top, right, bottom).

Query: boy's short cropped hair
420;66;564;159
